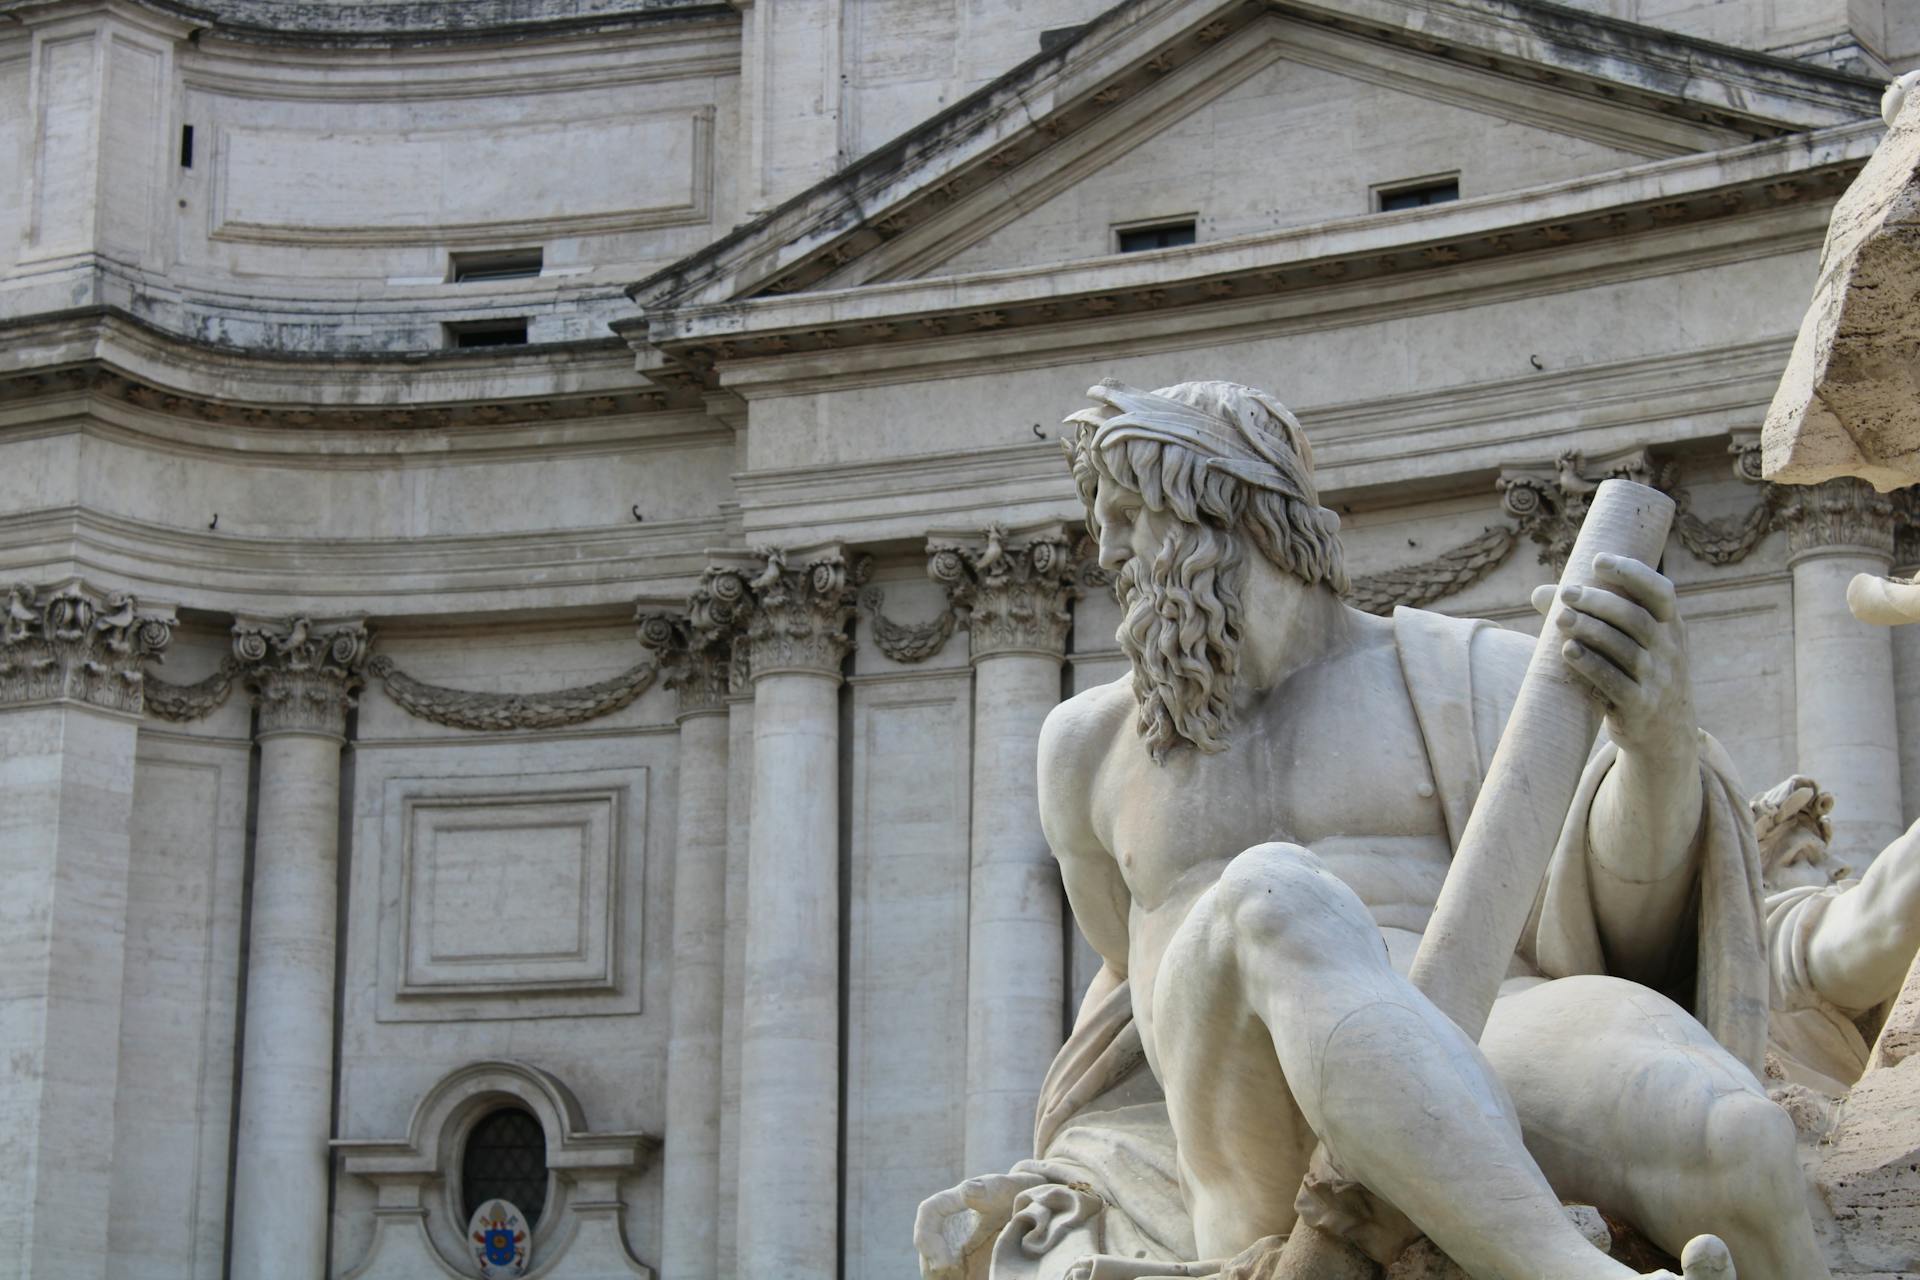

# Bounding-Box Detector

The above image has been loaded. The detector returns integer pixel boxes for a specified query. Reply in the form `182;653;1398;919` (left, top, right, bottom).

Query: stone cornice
0;0;735;45
232;616;371;738
0;580;174;714
0;310;702;428
639;124;1875;384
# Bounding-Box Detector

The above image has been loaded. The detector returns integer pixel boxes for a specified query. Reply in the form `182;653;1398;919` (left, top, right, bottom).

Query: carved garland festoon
0;581;173;713
232;617;372;737
366;653;661;732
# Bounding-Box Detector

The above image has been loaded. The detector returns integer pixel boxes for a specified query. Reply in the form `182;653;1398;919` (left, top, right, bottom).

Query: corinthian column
931;525;1078;1175
639;609;733;1280
226;617;369;1280
1782;480;1906;864
735;546;859;1280
0;582;170;1278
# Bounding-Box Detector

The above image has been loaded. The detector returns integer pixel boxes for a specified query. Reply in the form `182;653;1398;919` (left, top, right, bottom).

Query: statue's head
1063;379;1347;761
1751;774;1846;890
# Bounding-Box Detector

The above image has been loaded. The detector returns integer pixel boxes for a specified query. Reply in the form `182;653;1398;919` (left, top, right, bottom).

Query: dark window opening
1117;221;1197;253
1377;179;1460;212
462;1106;548;1225
445;319;529;349
450;248;545;283
179;125;194;169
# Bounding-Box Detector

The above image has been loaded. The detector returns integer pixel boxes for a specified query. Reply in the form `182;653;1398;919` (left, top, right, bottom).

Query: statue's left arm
1534;554;1705;981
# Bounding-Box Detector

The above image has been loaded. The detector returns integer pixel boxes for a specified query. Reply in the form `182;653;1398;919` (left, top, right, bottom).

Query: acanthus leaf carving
1778;476;1901;559
1498;449;1660;574
636;607;728;717
233;617;371;738
1;581;173;713
938;523;1081;660
742;545;866;678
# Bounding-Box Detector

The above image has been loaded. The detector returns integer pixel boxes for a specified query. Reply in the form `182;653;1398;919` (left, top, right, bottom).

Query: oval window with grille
461;1106;549;1226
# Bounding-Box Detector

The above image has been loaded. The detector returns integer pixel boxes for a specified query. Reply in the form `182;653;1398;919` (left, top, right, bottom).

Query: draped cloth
971;605;1769;1277
1763;884;1872;1095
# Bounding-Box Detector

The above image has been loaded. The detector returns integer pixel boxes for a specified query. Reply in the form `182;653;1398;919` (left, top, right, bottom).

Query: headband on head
1068;379;1320;506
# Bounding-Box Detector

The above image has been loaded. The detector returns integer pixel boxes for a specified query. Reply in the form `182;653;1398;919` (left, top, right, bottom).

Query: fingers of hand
1591;553;1677;622
1562;638;1638;709
1555;606;1647;681
1530;583;1556;617
1558;581;1658;647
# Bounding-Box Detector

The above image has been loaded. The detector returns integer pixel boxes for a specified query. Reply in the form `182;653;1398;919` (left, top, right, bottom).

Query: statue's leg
1149;843;1644;1280
1482;976;1832;1280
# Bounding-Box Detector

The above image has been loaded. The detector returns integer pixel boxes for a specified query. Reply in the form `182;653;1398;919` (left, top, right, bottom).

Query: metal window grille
461;1107;549;1225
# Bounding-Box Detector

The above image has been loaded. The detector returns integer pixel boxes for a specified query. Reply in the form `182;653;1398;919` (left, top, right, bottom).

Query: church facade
2;0;1917;1277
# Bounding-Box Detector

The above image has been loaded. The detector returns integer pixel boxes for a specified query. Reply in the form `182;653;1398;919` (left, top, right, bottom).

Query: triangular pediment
628;0;1878;313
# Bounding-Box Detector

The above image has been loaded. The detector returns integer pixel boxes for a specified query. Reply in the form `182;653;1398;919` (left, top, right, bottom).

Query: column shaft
964;652;1065;1175
1794;549;1905;861
716;694;754;1277
736;671;842;1279
0;703;141;1278
228;729;346;1279
659;708;730;1279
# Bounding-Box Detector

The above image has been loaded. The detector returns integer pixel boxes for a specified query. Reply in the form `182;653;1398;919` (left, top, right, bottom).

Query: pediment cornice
632;119;1877;387
628;0;1880;315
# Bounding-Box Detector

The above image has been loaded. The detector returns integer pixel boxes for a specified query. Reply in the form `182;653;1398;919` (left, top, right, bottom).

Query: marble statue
1753;775;1920;1096
919;380;1832;1280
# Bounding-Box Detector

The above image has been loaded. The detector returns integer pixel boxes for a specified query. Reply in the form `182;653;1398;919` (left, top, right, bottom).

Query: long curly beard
1116;520;1245;763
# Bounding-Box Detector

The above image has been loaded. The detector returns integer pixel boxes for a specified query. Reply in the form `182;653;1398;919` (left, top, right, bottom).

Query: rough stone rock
1762;76;1920;491
1811;955;1920;1274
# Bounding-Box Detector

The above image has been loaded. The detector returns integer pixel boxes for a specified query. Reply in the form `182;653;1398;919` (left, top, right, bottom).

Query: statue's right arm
1807;816;1920;1012
1039;692;1132;978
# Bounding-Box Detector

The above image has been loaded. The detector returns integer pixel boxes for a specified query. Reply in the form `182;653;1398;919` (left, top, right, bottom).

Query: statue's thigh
1481;974;1763;1208
1148;885;1315;1237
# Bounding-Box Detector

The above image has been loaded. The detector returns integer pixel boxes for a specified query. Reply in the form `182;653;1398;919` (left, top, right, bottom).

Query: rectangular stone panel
400;792;617;994
209;108;712;246
375;767;646;1022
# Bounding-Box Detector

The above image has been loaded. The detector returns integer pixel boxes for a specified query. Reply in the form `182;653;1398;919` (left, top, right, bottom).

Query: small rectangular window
179;124;194;169
1116;220;1197;253
1376;178;1460;212
449;248;544;283
445;319;529;349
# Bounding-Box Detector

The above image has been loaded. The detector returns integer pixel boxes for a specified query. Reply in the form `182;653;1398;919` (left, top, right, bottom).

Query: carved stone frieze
1498;449;1659;573
1343;526;1516;616
741;545;865;679
233;617;371;738
0;581;173;713
1779;476;1901;559
144;658;242;722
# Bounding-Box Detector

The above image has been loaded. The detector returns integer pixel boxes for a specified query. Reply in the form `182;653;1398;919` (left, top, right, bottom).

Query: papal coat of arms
466;1199;531;1278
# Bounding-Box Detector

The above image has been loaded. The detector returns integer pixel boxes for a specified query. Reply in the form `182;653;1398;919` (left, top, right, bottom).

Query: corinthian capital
929;522;1081;660
0;580;173;713
636;608;729;718
741;544;864;680
232;616;371;738
1778;477;1900;559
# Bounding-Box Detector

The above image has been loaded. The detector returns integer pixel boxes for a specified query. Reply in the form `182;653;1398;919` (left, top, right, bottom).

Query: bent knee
1217;843;1382;959
1705;1090;1798;1174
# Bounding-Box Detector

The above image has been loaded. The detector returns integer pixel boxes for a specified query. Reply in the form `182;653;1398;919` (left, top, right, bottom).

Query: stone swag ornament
918;379;1827;1280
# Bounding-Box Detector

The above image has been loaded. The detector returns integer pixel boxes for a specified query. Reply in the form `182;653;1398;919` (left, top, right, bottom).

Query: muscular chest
1098;650;1450;908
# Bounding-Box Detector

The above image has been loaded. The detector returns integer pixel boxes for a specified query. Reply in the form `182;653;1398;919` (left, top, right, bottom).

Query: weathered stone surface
1763;80;1920;491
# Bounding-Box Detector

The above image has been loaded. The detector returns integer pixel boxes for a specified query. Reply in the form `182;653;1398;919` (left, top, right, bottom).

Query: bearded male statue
917;380;1832;1280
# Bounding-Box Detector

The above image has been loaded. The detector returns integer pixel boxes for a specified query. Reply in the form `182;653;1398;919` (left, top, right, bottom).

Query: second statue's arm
1533;554;1706;980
